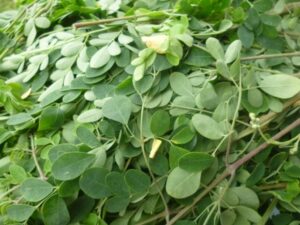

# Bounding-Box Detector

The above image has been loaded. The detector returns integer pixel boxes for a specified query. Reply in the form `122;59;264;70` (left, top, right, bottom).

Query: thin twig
258;183;287;191
281;2;300;14
30;135;47;180
74;14;153;28
0;185;20;201
167;118;300;225
237;95;300;140
258;198;278;225
240;51;300;61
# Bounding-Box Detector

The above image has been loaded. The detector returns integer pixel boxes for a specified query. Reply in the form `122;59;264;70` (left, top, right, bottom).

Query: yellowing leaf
142;34;169;54
150;139;162;159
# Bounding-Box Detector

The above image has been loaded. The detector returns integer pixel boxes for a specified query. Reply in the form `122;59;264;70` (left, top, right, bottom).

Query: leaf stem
0;185;20;201
167;118;300;224
240;51;300;61
258;183;287;191
73;13;155;28
258;198;278;225
139;98;170;223
225;68;243;166
30;135;47;180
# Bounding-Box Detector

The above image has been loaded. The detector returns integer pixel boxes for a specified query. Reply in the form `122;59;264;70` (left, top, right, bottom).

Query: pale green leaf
169;72;193;96
20;178;53;202
258;74;300;99
77;108;103;123
166;167;201;199
90;47;111;68
102;96;132;124
192;114;224;140
7;204;35;222
52;152;95;180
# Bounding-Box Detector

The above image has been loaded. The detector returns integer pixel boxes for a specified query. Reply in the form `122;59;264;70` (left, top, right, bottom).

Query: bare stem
237;95;300;140
258;198;278;225
240;51;300;61
0;185;20;201
258;183;287;191
74;14;152;28
281;2;300;14
167;118;300;225
30;135;47;180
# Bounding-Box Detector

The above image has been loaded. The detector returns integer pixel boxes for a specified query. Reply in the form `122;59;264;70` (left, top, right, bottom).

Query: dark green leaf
102;96;132;124
42;195;70;225
20;178;53;202
178;152;214;172
79;168;111;199
166;167;201;199
150;110;170;136
38;106;64;131
52;152;95;181
125;169;151;193
7;204;35;222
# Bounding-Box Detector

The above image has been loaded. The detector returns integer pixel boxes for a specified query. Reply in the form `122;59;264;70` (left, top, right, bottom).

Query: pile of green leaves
0;0;300;225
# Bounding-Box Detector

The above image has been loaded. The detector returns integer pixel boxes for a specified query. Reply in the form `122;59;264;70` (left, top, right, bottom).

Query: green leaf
69;196;95;223
192;114;224;140
216;60;231;79
198;83;219;110
42;195;70;225
7;113;33;126
184;47;214;67
238;26;254;48
90;47;111;68
221;209;236;225
125;169;151;193
38;106;64;131
35;17;51;29
169;72;193;96
166;167;201;199
105;196;130;213
230;186;260;209
169;145;189;170
254;0;273;12
285;165;300;178
149;154;169;176
235;206;262;223
118;34;134;45
171;125;195;144
79;168;111;199
20;178;53;202
77;108;103;123
206;37;224;61
58;179;79;197
48;144;78;162
7;204;35;222
225;40;242;64
106;172;130;196
102;96;132;124
76;126;99;148
247;89;264;108
178;152;214;172
150;110;170;136
108;41;121;56
61;41;83;57
133;63;145;81
246;163;265;186
258;74;300;99
52;152;95;181
9;164;27;183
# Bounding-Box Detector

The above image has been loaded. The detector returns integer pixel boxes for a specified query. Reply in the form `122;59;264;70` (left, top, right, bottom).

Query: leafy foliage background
0;0;300;225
